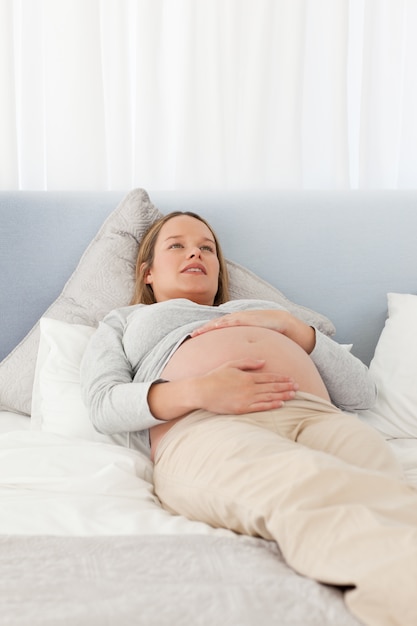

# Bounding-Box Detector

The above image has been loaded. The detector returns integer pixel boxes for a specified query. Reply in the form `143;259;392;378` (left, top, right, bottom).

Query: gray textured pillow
0;189;162;416
0;188;335;416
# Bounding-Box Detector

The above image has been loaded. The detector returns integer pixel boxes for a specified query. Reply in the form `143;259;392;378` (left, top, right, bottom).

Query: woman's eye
200;245;215;253
169;243;183;249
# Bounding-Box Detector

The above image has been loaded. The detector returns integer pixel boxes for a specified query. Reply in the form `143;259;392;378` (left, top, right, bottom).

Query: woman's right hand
195;358;298;414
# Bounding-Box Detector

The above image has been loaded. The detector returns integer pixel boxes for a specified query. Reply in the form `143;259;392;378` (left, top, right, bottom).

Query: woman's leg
272;392;403;478
153;408;417;626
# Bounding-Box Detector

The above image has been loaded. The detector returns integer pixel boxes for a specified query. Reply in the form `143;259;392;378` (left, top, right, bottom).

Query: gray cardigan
80;298;376;457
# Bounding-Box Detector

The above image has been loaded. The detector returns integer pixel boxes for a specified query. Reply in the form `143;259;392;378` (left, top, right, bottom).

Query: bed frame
2;189;417;366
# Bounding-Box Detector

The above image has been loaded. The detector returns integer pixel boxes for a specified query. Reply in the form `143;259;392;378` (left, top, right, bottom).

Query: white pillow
31;317;128;446
359;293;417;438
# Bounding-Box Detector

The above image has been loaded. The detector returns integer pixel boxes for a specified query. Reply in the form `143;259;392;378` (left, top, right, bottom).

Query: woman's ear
141;262;152;284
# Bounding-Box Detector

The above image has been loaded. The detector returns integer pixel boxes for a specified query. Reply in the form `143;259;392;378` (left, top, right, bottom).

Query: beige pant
153;392;417;626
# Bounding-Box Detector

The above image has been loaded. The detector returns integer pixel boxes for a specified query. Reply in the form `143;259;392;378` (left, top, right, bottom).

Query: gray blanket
0;534;361;626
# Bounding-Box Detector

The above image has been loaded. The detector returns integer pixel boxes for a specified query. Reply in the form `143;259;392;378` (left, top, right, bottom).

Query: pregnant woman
81;211;417;626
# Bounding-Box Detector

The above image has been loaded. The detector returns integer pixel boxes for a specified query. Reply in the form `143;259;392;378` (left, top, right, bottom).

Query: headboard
1;189;417;366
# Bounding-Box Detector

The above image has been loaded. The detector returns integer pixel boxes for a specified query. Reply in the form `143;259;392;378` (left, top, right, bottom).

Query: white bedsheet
0;429;233;536
0;411;416;536
0;410;30;433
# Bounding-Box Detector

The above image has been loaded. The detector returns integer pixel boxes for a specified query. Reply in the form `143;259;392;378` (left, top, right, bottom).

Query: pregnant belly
161;326;330;401
150;326;330;458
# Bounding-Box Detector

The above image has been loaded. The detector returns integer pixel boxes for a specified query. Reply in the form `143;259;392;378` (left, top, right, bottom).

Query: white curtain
1;0;416;191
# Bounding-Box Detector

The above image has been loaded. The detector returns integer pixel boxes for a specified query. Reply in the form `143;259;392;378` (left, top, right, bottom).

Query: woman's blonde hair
130;211;230;306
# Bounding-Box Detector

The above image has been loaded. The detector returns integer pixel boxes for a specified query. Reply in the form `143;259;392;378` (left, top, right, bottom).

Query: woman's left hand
191;309;316;354
191;309;290;336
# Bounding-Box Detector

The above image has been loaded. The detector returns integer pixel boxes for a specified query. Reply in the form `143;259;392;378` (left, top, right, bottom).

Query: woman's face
143;215;220;305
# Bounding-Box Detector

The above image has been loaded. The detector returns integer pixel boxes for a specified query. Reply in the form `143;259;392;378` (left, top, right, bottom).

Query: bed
1;188;417;625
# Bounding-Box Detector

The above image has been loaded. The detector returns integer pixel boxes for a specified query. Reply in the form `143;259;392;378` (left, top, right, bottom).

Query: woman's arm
310;331;376;412
80;308;167;434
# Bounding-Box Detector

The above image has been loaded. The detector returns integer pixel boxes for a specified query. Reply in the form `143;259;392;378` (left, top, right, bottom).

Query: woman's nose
188;246;201;258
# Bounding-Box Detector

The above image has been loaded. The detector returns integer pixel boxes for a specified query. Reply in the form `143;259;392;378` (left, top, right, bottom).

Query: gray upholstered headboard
1;189;417;366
